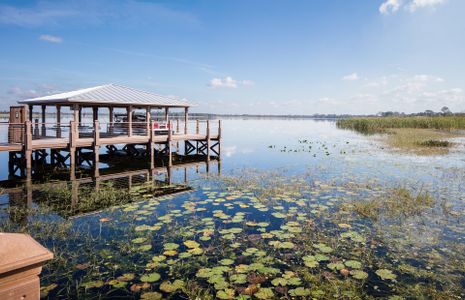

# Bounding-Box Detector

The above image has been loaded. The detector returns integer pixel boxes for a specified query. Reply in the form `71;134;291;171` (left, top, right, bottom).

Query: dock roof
18;84;190;108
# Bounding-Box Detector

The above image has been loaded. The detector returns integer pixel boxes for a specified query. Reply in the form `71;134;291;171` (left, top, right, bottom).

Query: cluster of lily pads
1;163;465;299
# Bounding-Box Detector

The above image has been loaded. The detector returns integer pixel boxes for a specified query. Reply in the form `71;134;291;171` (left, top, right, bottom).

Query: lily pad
254;287;274;299
140;273;161;283
376;269;397;281
159;280;185;293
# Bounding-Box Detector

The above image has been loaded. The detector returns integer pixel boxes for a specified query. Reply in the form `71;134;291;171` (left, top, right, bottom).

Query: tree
424;110;435;116
441;106;452;115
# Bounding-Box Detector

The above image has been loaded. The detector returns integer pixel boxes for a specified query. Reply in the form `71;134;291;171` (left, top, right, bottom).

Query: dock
0;84;221;179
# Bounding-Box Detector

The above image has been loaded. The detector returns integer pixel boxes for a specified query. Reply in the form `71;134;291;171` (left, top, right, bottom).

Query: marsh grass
352;187;434;221
382;128;457;154
337;116;465;154
336;116;465;132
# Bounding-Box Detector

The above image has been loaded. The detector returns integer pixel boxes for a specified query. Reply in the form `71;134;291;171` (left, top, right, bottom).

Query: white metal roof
18;84;190;108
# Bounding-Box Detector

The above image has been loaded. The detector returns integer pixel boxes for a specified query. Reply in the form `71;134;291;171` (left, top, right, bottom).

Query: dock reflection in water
1;156;220;221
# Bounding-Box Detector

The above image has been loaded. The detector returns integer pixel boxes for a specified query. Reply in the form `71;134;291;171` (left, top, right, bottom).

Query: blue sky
0;0;464;114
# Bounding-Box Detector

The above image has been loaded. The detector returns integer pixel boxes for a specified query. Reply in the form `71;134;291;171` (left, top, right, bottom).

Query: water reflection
1;156;220;221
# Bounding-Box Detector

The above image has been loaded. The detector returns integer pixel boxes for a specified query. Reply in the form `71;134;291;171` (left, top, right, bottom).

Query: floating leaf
131;237;147;244
254;288;274;299
217;288;235;299
289;287;311;297
271;277;287;286
140;292;163;300
345;260;362;269
376;269;397;281
183;240;200;249
140;273;161;283
159;280;185;293
351;270;369;280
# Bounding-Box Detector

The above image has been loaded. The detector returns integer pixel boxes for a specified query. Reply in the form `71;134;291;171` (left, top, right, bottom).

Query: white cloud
241;80;255;86
379;0;446;14
209;76;237;89
408;0;446;11
379;0;402;15
412;74;444;82
208;77;255;89
39;34;62;43
342;72;359;81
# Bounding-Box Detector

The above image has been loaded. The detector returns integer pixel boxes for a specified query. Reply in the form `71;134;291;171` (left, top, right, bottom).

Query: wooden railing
1;119;222;148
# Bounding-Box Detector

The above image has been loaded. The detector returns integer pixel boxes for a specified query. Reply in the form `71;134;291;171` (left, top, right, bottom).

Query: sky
0;0;464;115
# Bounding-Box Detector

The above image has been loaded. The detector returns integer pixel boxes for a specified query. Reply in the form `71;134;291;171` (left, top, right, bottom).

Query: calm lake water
1;118;465;299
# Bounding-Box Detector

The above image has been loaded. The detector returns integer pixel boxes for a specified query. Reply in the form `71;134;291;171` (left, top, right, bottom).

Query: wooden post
184;107;189;134
93;120;100;177
73;104;79;122
150;121;155;169
109;106;114;135
41;105;46;137
218;120;222;158
56;105;61;138
146;107;151;136
196;120;200;134
24;121;32;177
0;233;53;300
78;107;82;123
69;121;76;180
34;118;39;138
164;107;169;122
206;120;211;162
127;106;133;137
28;105;33;121
168;120;172;167
92;107;98;122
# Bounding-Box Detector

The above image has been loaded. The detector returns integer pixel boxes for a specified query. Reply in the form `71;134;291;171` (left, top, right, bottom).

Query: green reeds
336;116;465;133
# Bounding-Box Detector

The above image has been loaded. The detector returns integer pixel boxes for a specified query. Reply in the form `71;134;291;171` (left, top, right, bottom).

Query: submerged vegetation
2;166;465;299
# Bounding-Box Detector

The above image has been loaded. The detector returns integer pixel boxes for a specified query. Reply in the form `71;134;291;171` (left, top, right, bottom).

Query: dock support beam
56;105;61;138
93;120;100;178
184;107;188;134
127;106;133;137
218;120;222;158
24;120;32;179
164;107;169;122
206;120;211;162
168;120;172;167
149;121;155;169
41;105;46;137
69;121;77;180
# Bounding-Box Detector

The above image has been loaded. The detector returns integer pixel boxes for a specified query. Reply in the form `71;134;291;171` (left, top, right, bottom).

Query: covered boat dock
0;84;221;179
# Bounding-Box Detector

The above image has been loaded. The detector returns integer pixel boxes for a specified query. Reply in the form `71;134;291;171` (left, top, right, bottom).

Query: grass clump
417;139;450;147
353;187;434;221
384;128;456;154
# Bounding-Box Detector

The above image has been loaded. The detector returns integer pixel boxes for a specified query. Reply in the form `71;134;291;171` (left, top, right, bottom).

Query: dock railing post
168;120;172;167
196;120;199;134
150;120;155;169
0;233;53;300
206;120;211;162
34;118;39;139
69;121;76;180
93;120;100;177
218;120;222;158
24;120;32;178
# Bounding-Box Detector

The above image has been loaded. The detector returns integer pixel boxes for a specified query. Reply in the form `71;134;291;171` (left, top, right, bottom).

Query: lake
1;118;465;299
